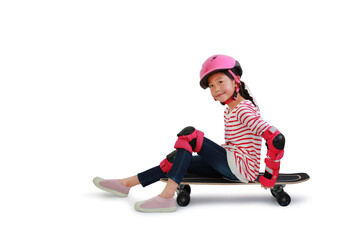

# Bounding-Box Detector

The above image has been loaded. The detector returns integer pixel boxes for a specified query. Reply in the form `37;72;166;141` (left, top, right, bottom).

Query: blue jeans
137;137;238;187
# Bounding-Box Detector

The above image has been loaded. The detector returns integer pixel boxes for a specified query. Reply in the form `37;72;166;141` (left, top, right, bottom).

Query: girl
93;54;285;213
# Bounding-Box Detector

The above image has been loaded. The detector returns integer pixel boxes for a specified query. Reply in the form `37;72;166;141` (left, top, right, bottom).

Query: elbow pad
262;126;285;160
260;126;285;188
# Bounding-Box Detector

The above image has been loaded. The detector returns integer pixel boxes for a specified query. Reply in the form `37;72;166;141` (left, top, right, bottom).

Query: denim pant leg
187;155;223;177
195;137;238;180
166;149;192;185
137;166;166;187
137;149;192;187
137;137;238;187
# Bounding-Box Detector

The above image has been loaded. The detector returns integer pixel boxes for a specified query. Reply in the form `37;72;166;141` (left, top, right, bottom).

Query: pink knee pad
159;150;176;173
174;126;204;153
160;158;173;173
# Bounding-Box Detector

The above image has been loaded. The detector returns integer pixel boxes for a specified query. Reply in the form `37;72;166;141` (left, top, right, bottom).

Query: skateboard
160;172;310;207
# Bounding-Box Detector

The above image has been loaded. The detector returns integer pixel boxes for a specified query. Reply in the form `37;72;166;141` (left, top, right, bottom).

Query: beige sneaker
134;196;177;213
93;177;130;197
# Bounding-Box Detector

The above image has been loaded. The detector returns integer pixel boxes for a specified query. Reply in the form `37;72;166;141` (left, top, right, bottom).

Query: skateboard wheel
276;192;291;207
271;189;277;198
177;192;190;207
182;185;191;195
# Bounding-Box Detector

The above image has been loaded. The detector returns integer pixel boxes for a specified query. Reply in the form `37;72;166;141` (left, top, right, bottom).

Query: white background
1;0;347;239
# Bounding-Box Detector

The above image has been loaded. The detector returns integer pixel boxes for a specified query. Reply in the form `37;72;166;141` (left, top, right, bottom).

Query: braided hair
222;68;259;109
239;81;258;109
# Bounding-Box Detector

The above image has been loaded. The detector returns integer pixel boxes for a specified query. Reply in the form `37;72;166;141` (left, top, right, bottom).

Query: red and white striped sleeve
235;103;270;136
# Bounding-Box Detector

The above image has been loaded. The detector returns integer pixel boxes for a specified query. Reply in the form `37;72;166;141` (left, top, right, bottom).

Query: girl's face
208;72;237;102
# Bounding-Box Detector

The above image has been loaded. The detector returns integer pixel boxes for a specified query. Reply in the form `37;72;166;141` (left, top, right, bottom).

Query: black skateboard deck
160;172;310;207
161;172;309;185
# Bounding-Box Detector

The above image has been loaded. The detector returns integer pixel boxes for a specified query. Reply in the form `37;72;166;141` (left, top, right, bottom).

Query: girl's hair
239;81;259;109
222;69;259;109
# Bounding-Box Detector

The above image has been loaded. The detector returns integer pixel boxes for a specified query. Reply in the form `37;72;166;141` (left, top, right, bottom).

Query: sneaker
134;196;177;213
93;177;130;198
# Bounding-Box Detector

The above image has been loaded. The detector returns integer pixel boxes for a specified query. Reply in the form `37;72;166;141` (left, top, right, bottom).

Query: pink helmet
199;54;242;89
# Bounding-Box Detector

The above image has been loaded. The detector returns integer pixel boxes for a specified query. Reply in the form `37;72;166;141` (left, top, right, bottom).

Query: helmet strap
220;70;241;105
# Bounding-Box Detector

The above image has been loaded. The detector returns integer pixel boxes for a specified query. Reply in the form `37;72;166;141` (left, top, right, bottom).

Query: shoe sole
134;201;177;213
93;177;128;198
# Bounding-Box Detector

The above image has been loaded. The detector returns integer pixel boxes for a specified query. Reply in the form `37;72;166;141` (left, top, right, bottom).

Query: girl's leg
134;149;191;212
93;166;165;197
136;149;192;197
93;177;131;197
159;178;178;198
196;137;239;180
187;155;223;177
137;166;167;187
136;138;235;200
119;175;140;188
93;153;180;199
94;137;235;199
159;149;192;198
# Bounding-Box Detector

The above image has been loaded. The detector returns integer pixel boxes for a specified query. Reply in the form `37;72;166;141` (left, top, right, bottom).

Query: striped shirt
222;100;270;182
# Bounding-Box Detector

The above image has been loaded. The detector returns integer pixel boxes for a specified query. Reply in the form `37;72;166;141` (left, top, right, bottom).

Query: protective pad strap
262;126;285;161
260;164;280;188
265;158;280;170
174;128;204;153
262;126;278;140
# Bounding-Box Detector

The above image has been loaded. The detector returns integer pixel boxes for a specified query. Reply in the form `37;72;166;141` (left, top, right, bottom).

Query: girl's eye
209;84;214;88
219;81;223;84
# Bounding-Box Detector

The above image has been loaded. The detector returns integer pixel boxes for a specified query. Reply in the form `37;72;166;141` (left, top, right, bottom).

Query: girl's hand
261;185;272;190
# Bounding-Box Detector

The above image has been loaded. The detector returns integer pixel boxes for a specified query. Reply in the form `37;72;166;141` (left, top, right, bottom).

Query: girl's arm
236;106;285;188
260;126;285;188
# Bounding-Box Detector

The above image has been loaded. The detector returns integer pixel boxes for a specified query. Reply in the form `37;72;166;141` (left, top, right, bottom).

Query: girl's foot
134;195;177;213
93;177;130;197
